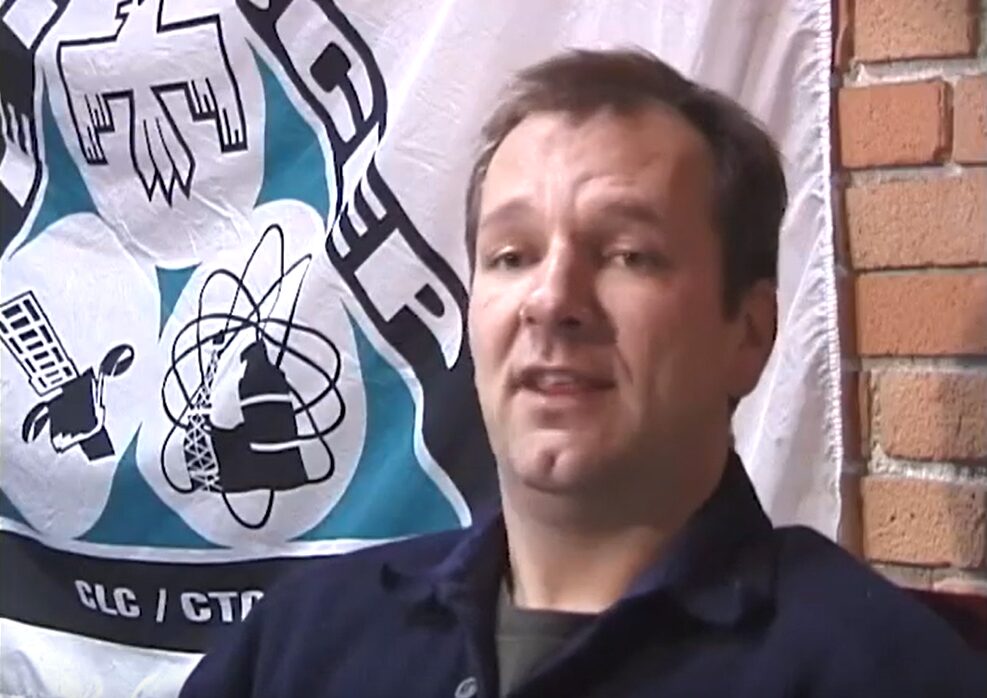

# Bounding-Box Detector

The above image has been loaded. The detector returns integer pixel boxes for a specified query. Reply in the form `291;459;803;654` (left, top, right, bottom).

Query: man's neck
500;451;727;614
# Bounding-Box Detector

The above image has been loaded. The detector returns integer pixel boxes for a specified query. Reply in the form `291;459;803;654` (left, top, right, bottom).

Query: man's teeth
534;371;582;389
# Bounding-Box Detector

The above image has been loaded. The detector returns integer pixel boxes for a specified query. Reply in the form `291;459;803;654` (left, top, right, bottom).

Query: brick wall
834;0;987;596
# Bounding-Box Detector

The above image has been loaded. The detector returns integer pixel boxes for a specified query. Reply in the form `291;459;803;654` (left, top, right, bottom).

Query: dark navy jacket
181;456;987;697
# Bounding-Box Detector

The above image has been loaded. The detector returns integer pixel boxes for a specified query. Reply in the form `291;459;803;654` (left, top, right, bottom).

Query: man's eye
608;250;661;269
488;250;525;269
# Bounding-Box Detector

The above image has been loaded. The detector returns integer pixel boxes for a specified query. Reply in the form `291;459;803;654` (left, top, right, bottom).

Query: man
181;49;986;697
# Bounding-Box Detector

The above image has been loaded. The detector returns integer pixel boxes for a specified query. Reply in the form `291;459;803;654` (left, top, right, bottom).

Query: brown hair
464;48;787;316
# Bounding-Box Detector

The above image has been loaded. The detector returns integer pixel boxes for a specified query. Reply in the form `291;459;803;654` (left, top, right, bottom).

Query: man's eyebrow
477;199;537;231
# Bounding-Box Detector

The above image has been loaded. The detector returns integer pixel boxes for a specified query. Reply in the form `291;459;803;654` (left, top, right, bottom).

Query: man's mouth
515;367;615;396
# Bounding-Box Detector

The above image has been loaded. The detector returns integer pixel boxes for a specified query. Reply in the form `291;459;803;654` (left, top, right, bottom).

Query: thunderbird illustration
56;0;247;204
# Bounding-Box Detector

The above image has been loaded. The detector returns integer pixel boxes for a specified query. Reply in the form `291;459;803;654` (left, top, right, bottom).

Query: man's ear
726;279;777;401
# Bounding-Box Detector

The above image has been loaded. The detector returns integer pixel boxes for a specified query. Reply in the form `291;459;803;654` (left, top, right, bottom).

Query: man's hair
464;48;787;316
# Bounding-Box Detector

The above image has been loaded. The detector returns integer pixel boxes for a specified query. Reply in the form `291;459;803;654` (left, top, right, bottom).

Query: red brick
876;371;987;460
840;471;864;556
858;370;872;457
853;0;979;62
838;82;951;168
954;76;987;164
842;372;861;461
862;476;987;568
834;0;854;70
842;371;871;462
837;268;858;357
855;272;987;356
846;171;987;269
833;182;853;268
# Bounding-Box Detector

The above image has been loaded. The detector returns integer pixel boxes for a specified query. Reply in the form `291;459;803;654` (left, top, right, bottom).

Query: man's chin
506;443;610;495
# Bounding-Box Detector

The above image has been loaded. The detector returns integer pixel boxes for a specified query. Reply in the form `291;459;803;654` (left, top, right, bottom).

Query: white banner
0;1;838;695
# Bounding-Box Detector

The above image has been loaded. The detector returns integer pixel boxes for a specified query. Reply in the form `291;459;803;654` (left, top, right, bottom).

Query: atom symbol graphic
160;224;345;529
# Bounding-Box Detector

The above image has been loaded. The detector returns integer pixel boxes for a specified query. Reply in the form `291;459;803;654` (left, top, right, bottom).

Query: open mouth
515;367;615;396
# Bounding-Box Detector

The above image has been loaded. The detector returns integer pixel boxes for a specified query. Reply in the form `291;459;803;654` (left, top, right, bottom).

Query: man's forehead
480;106;716;212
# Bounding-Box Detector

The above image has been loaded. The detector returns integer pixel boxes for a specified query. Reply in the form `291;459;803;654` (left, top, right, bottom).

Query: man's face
468;107;773;499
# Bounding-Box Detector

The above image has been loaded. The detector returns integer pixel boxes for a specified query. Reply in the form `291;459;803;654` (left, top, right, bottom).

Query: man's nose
519;244;599;336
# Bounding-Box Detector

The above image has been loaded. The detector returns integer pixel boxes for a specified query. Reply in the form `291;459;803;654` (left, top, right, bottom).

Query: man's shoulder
181;526;476;697
768;525;983;678
714;524;987;695
261;526;469;609
321;526;469;574
771;525;944;630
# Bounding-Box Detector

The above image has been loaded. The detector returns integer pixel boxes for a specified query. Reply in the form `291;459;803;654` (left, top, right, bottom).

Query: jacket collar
621;451;776;625
382;451;776;628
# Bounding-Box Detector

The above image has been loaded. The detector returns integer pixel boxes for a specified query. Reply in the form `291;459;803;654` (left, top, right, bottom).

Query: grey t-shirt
495;583;597;696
